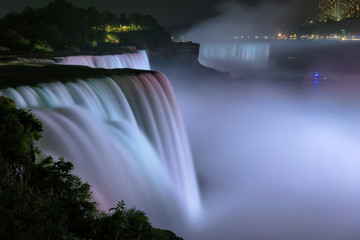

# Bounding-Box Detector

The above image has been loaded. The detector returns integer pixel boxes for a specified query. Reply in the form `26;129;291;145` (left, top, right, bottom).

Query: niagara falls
2;0;360;239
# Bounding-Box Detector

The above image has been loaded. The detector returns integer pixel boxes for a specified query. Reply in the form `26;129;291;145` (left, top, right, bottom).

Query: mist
165;67;360;239
183;0;318;43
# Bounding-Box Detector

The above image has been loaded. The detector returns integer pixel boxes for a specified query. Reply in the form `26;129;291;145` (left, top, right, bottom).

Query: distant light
314;80;319;84
314;72;319;78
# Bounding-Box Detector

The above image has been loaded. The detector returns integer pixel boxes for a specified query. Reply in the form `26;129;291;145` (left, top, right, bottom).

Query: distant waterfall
199;43;270;61
55;50;150;70
199;42;270;75
0;71;201;225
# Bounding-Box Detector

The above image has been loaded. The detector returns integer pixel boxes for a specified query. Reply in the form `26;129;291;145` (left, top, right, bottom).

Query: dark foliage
0;0;171;52
0;96;181;239
0;96;97;239
90;200;152;240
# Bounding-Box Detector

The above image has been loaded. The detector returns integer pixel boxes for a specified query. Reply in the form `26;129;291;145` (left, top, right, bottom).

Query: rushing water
1;73;201;225
0;51;201;231
3;46;360;239
54;50;151;70
199;42;270;72
199;42;270;61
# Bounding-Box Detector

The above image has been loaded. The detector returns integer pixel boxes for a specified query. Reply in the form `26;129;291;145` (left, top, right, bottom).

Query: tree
0;96;183;239
0;96;97;239
0;96;69;240
90;200;152;240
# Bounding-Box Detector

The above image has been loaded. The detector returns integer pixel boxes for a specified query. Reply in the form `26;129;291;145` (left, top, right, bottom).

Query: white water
200;42;270;61
199;42;270;72
55;50;151;70
4;46;360;239
0;71;201;228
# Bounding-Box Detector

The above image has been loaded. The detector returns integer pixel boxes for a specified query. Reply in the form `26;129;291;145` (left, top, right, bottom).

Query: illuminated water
0;52;201;230
198;40;360;77
199;42;270;70
55;50;150;70
1;72;201;226
2;45;360;239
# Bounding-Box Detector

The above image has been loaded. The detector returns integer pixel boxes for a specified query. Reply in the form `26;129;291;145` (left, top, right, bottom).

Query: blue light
314;80;319;84
314;72;319;78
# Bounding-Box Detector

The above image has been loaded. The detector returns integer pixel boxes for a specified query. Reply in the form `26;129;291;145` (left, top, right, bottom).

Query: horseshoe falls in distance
0;51;201;227
199;42;270;74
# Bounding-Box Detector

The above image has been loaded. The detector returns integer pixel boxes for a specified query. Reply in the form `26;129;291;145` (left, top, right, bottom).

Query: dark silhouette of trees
0;0;171;52
0;96;182;239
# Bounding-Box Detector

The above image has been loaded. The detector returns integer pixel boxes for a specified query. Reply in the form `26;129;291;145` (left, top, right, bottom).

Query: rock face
149;42;200;63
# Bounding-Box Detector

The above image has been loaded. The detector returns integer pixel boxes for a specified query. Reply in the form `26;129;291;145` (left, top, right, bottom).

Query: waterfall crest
55;50;151;70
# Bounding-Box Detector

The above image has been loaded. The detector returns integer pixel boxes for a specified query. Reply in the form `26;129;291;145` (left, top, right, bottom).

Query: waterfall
198;42;270;75
0;71;201;226
199;42;270;61
54;50;151;70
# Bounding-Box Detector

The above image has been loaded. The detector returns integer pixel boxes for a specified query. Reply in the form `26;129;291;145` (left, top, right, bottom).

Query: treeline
298;18;360;35
0;96;182;240
0;0;171;52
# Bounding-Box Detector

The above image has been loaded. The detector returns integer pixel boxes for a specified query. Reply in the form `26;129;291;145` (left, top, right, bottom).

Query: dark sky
0;0;318;26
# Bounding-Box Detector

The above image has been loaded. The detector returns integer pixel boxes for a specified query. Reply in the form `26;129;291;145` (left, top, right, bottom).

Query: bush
66;46;81;54
32;39;54;52
0;95;183;239
90;200;152;240
152;228;184;240
0;46;10;52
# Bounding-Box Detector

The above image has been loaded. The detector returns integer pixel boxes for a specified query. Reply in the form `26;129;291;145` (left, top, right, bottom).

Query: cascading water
0;54;201;228
199;42;270;61
54;50;151;70
198;42;270;74
1;73;201;225
3;42;360;239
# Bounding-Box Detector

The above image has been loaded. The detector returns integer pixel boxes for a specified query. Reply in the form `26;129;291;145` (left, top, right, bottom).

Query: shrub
32;39;54;52
0;46;10;52
66;46;81;54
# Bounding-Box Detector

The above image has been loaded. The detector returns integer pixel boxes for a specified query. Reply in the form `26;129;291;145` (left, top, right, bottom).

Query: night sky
0;0;318;26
